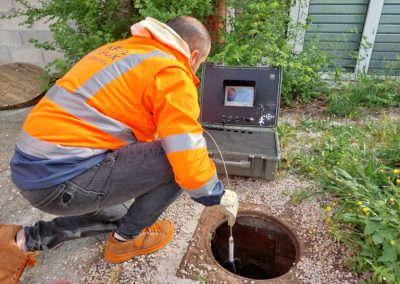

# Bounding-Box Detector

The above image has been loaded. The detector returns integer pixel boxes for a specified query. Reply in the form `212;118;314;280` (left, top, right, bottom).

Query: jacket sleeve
145;66;224;206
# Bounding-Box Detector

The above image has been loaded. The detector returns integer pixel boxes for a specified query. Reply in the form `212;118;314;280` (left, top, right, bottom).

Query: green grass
286;115;400;283
326;75;400;117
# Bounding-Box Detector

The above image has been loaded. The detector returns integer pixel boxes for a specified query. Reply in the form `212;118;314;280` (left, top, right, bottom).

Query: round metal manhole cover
211;215;299;280
0;63;48;110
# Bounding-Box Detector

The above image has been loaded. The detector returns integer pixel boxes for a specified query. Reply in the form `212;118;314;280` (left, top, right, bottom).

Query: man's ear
190;49;200;63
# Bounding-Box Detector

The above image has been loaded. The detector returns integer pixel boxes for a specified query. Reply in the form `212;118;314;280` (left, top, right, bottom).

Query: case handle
212;158;251;168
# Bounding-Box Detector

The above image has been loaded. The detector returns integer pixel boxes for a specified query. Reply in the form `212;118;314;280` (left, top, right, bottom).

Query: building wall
0;0;63;67
304;0;369;72
369;0;400;74
294;0;400;75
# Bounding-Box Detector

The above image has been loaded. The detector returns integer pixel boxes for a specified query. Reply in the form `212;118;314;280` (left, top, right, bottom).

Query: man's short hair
166;16;211;57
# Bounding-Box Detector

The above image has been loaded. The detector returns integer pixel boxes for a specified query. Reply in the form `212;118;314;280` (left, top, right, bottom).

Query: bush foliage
210;0;328;104
5;0;214;77
6;0;330;104
5;0;398;109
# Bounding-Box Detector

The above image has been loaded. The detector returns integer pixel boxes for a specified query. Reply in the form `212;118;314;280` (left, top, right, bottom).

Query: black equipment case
200;63;281;180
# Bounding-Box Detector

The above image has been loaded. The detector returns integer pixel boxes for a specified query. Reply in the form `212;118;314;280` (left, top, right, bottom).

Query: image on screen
224;86;255;107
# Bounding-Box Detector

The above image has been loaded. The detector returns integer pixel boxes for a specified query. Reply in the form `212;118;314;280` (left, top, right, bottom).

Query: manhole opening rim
206;211;301;282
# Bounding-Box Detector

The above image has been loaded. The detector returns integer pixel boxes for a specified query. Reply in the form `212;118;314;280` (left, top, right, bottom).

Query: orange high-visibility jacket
17;36;220;200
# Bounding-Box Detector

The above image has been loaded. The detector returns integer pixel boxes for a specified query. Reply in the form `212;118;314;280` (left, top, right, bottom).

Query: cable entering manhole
211;216;298;280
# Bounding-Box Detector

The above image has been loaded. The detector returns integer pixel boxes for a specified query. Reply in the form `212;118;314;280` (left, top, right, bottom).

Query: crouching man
0;16;238;283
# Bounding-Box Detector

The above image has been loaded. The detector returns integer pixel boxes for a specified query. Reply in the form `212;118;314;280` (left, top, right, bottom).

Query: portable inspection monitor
200;63;282;180
223;80;256;107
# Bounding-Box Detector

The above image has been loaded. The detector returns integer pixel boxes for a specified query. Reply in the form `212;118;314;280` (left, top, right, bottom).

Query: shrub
4;0;214;79
4;0;397;111
4;0;136;77
210;0;329;105
132;0;213;23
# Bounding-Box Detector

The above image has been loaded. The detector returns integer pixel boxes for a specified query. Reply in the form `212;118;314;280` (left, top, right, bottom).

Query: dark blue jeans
19;141;183;251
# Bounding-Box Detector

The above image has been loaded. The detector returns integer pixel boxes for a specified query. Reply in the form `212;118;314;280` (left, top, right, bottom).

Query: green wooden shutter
304;0;369;72
368;0;400;74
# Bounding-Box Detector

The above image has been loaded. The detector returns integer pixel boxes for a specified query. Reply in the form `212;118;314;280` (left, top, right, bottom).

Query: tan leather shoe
0;224;37;284
104;220;174;264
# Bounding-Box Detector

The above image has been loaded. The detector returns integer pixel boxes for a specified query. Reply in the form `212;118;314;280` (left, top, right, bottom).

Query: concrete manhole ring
178;202;307;283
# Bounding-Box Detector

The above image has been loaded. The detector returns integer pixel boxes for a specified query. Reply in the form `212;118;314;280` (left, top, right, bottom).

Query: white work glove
218;190;239;226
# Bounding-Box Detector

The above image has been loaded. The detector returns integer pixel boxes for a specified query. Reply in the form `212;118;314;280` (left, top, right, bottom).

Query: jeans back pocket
34;181;104;216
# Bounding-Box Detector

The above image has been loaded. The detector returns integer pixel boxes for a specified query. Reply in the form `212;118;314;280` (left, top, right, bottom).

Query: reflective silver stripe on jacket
182;173;219;198
44;50;175;143
46;85;136;144
161;133;207;154
18;50;175;159
75;50;175;100
17;130;107;159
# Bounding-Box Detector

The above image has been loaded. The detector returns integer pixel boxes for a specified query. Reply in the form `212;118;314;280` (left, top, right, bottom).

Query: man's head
166;16;211;73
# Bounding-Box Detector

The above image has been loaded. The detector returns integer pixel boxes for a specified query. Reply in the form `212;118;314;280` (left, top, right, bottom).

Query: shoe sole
104;222;174;264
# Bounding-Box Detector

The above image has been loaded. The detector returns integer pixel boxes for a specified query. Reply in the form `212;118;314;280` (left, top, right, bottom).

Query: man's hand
218;190;239;226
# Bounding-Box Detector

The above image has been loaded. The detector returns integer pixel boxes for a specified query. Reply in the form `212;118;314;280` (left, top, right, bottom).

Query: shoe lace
11;253;37;283
143;223;161;234
27;253;37;268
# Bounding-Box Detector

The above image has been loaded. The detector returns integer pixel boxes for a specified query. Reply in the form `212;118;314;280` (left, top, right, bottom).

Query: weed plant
307;22;400;117
289;116;400;283
327;75;400;117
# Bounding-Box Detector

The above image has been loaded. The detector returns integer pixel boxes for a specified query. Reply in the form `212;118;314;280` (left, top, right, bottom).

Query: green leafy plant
290;116;400;283
4;0;136;77
277;121;296;148
382;54;400;78
210;0;329;105
132;0;213;23
327;75;400;117
321;33;400;117
4;0;214;80
3;0;398;113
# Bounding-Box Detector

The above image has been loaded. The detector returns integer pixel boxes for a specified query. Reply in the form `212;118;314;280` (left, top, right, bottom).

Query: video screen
224;85;255;107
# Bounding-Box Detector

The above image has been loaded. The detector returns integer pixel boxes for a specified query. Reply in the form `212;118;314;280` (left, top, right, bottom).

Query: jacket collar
130;17;200;86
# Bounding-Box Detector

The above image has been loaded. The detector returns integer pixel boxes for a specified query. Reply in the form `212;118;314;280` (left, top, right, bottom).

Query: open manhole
211;216;298;280
177;203;303;283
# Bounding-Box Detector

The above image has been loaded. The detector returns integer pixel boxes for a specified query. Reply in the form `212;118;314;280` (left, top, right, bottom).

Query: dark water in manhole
211;216;297;280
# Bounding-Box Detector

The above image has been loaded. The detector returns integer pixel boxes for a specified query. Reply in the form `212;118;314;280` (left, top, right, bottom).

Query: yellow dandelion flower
357;201;362;205
397;178;400;185
362;207;369;214
393;169;400;174
326;206;332;212
389;240;395;246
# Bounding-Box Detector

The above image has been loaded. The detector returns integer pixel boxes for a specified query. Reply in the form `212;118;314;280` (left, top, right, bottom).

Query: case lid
200;63;281;128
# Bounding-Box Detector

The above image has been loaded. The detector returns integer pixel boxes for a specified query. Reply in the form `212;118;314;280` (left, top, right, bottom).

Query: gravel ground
1;105;398;283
